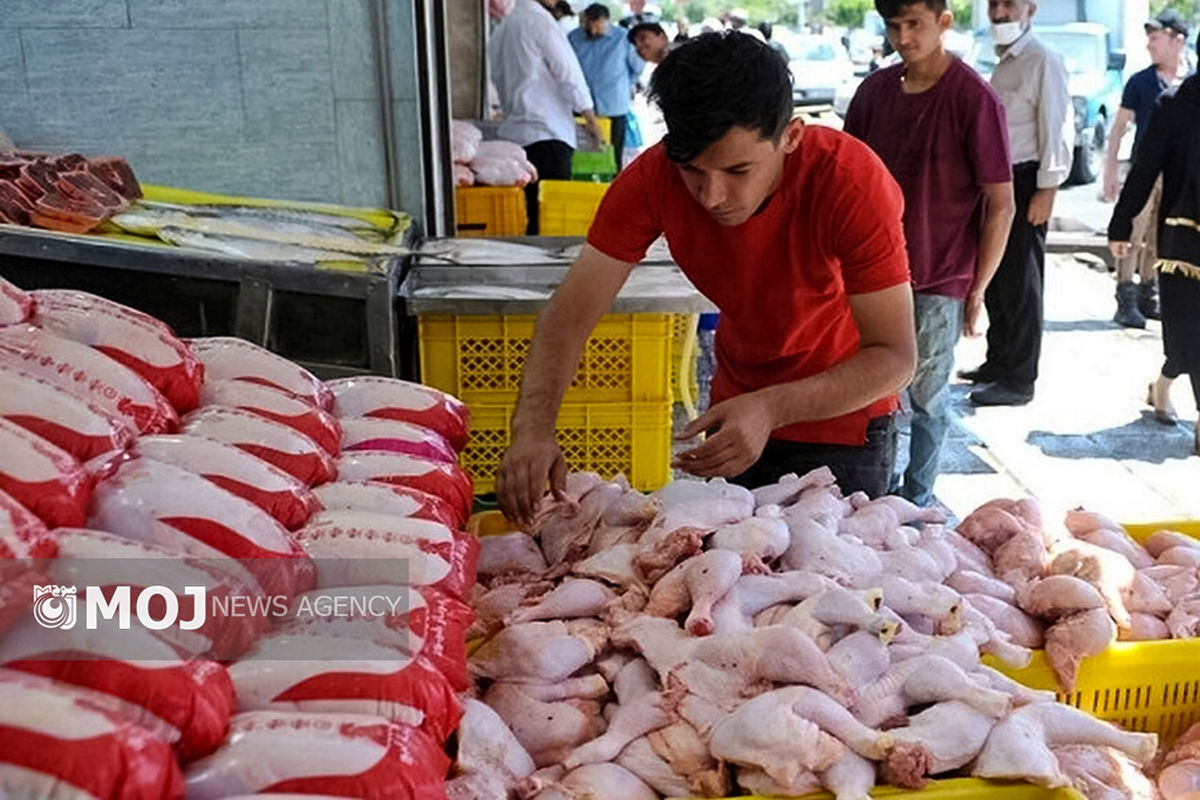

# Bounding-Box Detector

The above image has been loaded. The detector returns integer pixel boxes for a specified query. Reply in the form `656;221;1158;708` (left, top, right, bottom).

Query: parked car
777;33;856;107
970;22;1124;185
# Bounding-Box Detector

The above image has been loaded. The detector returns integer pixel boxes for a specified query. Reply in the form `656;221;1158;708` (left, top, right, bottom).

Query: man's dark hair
757;20;773;40
874;0;946;19
583;3;609;21
648;31;793;163
627;21;666;43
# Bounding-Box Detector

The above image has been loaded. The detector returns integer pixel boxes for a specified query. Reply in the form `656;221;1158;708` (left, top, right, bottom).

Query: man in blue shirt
569;3;644;170
1102;8;1190;329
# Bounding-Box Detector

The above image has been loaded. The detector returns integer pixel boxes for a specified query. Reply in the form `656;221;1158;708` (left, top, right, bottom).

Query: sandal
1146;379;1178;425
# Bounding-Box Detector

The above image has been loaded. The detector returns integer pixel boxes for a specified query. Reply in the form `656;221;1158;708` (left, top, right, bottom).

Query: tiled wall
0;0;426;215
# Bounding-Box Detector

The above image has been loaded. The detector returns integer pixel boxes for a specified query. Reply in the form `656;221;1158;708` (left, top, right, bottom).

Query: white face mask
991;20;1025;46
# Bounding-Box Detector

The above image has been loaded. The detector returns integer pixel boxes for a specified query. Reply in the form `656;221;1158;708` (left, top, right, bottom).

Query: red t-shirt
587;125;911;446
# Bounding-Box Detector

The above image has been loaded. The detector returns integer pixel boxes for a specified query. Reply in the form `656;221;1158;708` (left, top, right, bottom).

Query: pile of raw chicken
451;468;1200;800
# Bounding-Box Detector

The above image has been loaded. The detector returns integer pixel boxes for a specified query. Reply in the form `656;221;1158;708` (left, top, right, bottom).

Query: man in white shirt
962;0;1072;406
490;0;603;234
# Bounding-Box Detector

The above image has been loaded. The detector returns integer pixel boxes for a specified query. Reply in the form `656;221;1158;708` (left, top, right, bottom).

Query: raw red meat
311;480;465;529
327;377;470;453
0;323;179;434
88;155;142;200
198;379;341;456
181;407;336;486
187;336;333;409
183;711;449;800
335;451;474;525
0;364;136;461
59;169;129;213
130;434;320;530
0;178;35;226
0;417;93;528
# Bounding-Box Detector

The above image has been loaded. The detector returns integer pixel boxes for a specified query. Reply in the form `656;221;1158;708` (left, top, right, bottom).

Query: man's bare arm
965;181;1015;336
677;283;916;477
1103;107;1134;202
498;244;636;521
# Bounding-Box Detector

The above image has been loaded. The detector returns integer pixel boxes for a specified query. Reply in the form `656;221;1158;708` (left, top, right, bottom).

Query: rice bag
326;377;470;452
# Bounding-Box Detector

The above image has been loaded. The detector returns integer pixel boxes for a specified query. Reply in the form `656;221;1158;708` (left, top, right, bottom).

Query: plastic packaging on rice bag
198;379;341;456
228;629;461;740
183;710;450;800
131;435;320;530
0;363;136;461
181;407;336;486
0;417;93;528
339;417;457;464
311;480;464;530
0;488;57;634
32;289;175;335
187;337;333;410
88;457;314;598
0;668;185;800
0;323;179;434
334;451;474;526
33;291;204;413
0;276;34;325
326;377;470;452
3;624;236;762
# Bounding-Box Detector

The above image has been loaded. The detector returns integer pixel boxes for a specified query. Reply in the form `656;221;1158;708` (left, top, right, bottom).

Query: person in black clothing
1103;8;1189;329
1108;39;1200;455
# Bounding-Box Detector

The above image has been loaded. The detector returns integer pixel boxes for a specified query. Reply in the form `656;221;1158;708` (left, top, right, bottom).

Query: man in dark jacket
1108;38;1200;455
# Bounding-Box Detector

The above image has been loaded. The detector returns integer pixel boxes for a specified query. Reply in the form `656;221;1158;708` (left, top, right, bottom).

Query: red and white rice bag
0;489;57;633
2;620;236;761
183;711;450;800
0;323;179;433
294;511;478;601
33;289;204;413
131;435;320;530
88;457;314;598
187;336;333;410
0;417;93;528
284;585;473;690
0;276;34;325
335;451;474;526
339;417;458;464
181;407;336;486
199;379;341;455
327;376;470;452
0;668;185;800
228;628;461;740
312;480;464;529
0;364;136;460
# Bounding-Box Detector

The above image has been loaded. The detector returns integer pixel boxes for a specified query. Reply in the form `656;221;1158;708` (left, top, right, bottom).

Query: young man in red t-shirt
496;31;918;523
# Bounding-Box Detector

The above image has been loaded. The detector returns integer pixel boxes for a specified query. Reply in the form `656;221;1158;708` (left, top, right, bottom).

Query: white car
781;35;856;107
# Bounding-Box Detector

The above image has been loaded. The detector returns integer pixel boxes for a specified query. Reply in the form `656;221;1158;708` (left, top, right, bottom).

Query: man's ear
941;9;954;32
781;117;805;154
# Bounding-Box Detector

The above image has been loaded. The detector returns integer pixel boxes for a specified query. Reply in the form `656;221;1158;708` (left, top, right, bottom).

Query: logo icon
32;585;77;630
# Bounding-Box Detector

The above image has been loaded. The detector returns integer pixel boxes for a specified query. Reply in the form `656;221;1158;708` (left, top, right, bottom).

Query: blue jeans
897;292;963;506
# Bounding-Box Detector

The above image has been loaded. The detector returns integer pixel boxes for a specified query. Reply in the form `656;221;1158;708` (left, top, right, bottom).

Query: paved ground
924;251;1200;526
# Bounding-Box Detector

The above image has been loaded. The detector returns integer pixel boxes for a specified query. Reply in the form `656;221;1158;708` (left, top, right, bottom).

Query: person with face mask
958;0;1072;407
569;3;645;171
1103;9;1190;331
844;0;1015;508
496;32;918;523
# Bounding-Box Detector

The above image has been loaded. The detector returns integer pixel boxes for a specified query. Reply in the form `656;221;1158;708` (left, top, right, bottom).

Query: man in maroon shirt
496;32;919;523
844;0;1014;507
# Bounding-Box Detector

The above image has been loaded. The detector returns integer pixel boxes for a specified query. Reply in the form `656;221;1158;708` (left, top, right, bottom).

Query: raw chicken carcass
478;531;548;578
326;375;470;452
0;364;136;460
197;378;341;455
992;528;1049;583
1076;528;1155;569
946;568;1017;603
181;406;336;486
963;594;1044;648
709;506;789;571
0;323;178;434
186;336;333;409
183;710;450;800
751;466;836;508
854;654;1010;727
1052;744;1161;800
563;691;671;768
483;682;605;768
651;477;754;528
957;504;1028;553
645;548;742;635
1158;721;1200;800
469;619;608;684
536;763;657;800
885;700;998;778
1049;539;1137;629
1166;597;1200;638
781;513;883;581
1145;530;1200;558
0;416;92;528
1016;574;1106;621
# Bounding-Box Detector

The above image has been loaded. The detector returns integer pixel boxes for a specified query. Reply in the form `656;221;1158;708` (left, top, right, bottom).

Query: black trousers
522;140;573;235
983;161;1046;390
608;114;628;173
731;415;898;498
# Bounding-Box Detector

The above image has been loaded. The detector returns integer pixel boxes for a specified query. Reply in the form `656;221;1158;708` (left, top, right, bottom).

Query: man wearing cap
570;4;645;171
1103;8;1190;330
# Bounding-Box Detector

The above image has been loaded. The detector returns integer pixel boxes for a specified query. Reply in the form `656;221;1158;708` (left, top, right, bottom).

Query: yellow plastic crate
459;401;673;494
454;185;527;238
418;313;672;405
720;778;1082;800
671;313;700;407
538;180;609;236
989;520;1200;745
574;115;613;143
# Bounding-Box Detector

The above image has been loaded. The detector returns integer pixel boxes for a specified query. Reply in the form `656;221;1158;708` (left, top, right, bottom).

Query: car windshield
973;30;1104;75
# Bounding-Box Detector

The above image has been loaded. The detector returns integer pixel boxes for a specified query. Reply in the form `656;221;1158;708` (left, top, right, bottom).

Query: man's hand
1102;170;1120;204
1027;187;1056;226
963;292;987;337
585;118;605;148
1109;240;1132;260
496;435;568;527
673;392;776;479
